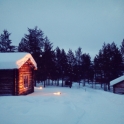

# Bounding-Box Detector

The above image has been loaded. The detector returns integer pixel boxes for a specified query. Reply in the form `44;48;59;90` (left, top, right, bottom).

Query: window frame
23;75;28;88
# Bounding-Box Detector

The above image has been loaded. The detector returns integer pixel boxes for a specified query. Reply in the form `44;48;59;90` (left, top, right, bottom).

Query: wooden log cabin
0;53;37;95
110;76;124;94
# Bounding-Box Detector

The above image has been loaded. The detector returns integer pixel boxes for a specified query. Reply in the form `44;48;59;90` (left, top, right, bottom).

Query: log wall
0;70;14;95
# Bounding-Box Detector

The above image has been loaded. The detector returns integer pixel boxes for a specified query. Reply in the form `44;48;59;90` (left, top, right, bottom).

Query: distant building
110;76;124;94
0;53;37;95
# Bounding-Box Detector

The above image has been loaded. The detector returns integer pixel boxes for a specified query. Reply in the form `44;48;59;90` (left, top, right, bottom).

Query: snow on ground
0;83;124;124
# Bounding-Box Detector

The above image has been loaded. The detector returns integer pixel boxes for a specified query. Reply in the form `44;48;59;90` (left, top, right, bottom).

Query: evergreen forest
0;27;124;91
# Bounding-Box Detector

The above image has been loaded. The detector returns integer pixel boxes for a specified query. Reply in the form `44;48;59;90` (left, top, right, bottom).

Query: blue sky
0;0;124;58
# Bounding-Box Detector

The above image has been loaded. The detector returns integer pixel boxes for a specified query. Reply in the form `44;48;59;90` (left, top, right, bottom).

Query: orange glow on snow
39;87;42;89
53;92;61;95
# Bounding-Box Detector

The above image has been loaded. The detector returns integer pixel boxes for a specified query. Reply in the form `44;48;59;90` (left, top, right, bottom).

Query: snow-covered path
0;85;124;124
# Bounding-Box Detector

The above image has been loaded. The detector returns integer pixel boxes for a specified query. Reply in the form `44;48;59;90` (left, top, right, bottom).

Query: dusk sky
0;0;124;59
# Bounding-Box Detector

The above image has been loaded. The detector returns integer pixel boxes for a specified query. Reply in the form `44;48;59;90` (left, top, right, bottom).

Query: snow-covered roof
0;52;37;69
110;75;124;86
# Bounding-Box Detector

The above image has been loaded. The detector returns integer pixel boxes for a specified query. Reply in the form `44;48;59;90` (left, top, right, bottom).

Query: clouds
0;0;124;58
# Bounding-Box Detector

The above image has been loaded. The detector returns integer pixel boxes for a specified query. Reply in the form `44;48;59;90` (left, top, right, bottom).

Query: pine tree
81;53;91;86
75;47;83;86
55;47;62;86
18;26;44;56
41;36;55;87
0;30;16;52
94;42;123;91
110;42;123;79
67;49;76;87
120;39;124;60
94;50;104;87
60;49;68;86
120;39;124;74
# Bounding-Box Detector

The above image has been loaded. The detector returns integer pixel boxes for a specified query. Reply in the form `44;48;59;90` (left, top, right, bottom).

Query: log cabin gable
20;59;36;70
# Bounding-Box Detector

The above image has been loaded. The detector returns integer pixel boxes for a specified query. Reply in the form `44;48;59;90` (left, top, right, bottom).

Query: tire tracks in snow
62;91;93;124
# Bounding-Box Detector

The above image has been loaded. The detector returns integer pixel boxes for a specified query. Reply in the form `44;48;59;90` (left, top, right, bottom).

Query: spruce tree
67;49;76;87
60;49;68;86
94;42;123;91
75;47;83;86
18;26;44;57
0;30;16;52
55;47;62;86
81;53;91;85
41;36;55;87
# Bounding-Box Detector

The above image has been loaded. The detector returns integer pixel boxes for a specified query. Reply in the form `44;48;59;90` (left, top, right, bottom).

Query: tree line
0;27;124;90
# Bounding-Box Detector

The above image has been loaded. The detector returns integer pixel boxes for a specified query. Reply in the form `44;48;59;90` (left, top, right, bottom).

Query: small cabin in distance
110;76;124;94
0;53;37;95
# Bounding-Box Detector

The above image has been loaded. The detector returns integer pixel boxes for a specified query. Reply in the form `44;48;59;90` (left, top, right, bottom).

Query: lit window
23;75;28;88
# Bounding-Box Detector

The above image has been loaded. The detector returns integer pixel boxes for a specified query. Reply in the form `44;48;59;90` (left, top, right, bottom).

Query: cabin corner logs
0;59;35;95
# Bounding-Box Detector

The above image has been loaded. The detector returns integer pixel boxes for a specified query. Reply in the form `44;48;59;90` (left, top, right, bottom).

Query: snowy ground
0;83;124;124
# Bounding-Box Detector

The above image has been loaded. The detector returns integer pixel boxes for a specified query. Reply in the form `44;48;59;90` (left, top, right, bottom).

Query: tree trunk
101;83;103;88
44;80;46;88
92;80;93;88
34;80;36;86
69;81;72;88
57;79;59;86
79;81;80;87
88;77;90;84
83;79;85;86
62;78;63;87
55;80;56;85
107;82;110;91
48;79;50;85
104;83;107;91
